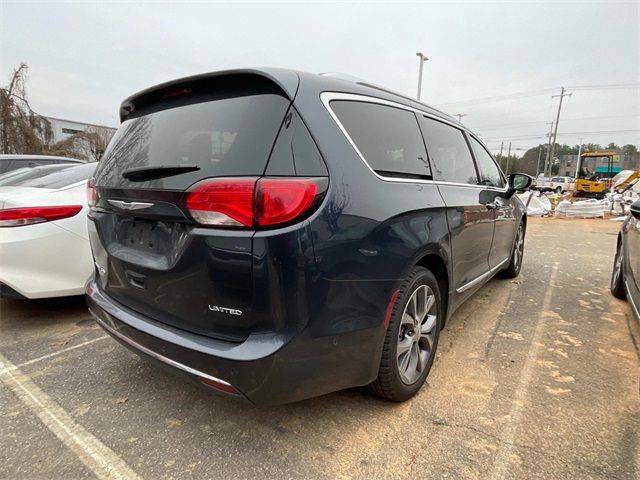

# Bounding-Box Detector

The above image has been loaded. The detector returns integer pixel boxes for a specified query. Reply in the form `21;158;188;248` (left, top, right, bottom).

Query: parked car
0;154;84;174
610;198;640;321
536;175;574;193
86;69;532;405
0;162;97;298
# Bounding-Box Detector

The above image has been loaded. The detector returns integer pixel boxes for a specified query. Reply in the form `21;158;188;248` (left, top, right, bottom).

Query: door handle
485;202;499;210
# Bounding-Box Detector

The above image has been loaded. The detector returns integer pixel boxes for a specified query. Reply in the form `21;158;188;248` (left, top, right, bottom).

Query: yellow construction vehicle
574;151;621;198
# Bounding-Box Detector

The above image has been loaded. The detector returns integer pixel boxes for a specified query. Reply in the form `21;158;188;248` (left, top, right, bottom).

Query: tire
555;186;562;194
500;222;525;279
369;266;442;402
611;239;626;299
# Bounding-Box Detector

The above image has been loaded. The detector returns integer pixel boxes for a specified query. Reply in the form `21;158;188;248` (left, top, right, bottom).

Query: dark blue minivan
86;69;532;405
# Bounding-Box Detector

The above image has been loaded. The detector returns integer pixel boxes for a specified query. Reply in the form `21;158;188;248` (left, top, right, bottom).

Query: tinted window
96;93;290;189
470;137;505;187
331;101;431;179
420;116;477;185
266;109;328;176
9;163;97;189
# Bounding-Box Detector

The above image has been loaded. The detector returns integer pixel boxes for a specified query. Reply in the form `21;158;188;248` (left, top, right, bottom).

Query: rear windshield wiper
122;165;200;182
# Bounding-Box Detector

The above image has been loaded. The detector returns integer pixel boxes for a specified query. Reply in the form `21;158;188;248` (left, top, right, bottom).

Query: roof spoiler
119;68;300;122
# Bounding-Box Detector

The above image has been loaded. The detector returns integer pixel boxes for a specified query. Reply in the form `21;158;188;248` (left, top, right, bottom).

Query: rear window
0;164;70;187
330;101;431;179
95;93;290;189
7;163;97;189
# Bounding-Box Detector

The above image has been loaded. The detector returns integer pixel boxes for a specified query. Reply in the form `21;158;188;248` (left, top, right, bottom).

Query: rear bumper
86;279;384;405
0;221;92;299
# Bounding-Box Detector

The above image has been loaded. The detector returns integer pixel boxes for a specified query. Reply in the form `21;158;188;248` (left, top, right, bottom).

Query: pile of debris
555;199;607;218
517;191;630;219
517;191;552;217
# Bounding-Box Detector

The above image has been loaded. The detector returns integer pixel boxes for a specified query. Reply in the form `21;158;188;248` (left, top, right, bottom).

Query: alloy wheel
513;225;524;270
612;247;623;289
396;285;438;385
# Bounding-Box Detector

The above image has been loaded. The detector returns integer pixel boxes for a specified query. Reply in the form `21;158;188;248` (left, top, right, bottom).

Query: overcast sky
2;1;639;154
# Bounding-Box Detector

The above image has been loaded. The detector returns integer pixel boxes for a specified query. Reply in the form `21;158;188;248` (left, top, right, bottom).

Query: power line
472;113;640;131
435;89;553;107
435;83;640;108
482;128;640;141
566;83;640;90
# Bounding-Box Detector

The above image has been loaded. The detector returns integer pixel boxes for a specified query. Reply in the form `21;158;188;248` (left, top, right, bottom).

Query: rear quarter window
330;100;431;179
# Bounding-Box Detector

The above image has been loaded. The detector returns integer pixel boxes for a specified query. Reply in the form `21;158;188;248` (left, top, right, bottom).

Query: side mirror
503;173;532;198
631;199;640;220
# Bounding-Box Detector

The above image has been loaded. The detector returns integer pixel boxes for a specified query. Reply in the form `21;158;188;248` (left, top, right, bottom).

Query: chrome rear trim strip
93;313;233;387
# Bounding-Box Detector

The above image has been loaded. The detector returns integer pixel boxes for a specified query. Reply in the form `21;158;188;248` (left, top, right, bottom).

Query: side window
331;100;431;179
266;108;328;176
470;137;505;188
419;116;478;185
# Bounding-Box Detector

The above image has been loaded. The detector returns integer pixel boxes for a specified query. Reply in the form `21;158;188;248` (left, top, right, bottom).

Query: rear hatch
90;74;298;342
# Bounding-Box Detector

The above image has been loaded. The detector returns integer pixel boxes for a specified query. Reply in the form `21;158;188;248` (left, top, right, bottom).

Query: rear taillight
185;177;326;228
186;178;256;227
87;177;98;209
0;205;83;227
255;179;319;226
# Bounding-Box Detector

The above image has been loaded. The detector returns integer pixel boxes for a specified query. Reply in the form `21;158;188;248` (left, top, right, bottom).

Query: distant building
557;153;640;177
45;117;116;144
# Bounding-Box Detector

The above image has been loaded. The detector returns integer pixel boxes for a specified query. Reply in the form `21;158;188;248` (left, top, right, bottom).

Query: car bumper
86;279;384;405
0;221;92;298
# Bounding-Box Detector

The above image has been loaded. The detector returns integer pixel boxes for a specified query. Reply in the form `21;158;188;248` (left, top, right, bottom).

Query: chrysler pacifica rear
86;68;531;405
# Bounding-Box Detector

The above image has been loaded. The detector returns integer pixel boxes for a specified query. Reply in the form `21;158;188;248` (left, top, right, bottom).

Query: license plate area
116;217;174;255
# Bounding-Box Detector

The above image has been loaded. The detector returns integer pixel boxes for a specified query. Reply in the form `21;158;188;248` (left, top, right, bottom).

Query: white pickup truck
535;176;575;193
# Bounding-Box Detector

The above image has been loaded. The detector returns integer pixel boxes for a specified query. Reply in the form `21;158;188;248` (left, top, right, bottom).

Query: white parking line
490;264;559;478
0;336;109;376
0;351;143;480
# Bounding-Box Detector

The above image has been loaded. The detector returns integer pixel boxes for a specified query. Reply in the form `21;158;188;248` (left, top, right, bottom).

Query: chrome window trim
455;256;511;294
320;91;509;194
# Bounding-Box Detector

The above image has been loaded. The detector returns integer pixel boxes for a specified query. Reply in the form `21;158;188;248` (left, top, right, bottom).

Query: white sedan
0;162;96;298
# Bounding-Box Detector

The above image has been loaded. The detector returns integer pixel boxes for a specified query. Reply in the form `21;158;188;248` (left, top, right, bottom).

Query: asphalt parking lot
1;217;639;480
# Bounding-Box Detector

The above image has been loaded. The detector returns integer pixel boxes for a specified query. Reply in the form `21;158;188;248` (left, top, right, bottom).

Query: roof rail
355;82;455;120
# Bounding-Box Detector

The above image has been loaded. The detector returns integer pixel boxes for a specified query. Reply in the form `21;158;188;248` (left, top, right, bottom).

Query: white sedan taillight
0;206;83;227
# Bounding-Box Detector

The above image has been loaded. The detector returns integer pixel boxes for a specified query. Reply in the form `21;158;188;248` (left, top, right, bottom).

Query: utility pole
506;142;512;174
575;138;584;179
543;121;554;177
535;146;543;177
499;141;504;159
547;87;572;177
416;52;429;100
455;113;467;123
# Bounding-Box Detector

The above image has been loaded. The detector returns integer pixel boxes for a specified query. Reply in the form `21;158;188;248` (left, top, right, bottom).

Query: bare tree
48;125;115;161
0;63;52;154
